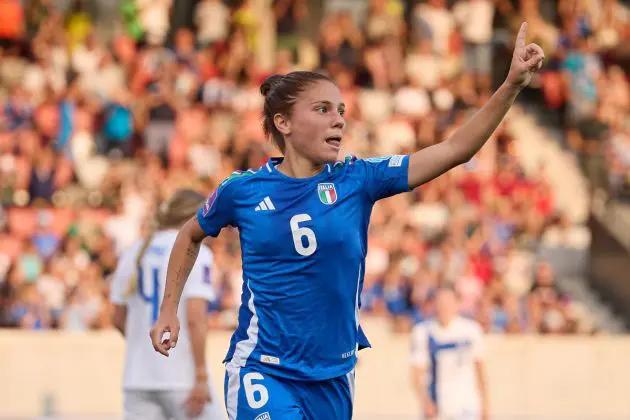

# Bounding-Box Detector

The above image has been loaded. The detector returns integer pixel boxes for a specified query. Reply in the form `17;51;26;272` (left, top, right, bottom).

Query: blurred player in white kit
110;189;225;420
411;286;488;420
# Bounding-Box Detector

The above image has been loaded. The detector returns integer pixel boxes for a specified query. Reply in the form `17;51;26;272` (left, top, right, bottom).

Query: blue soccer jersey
197;154;410;381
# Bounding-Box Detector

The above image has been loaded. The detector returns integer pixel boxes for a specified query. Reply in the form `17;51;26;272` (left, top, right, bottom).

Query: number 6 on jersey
243;372;269;409
290;214;317;256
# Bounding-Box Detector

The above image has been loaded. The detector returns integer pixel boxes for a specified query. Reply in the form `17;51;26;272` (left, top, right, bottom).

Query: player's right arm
410;324;437;419
151;182;236;357
150;217;206;356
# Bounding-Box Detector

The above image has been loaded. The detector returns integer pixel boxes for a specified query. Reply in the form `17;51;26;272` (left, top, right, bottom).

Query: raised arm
407;22;545;189
150;217;207;356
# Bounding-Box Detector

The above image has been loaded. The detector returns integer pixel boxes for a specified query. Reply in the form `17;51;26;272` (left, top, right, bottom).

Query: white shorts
124;389;226;420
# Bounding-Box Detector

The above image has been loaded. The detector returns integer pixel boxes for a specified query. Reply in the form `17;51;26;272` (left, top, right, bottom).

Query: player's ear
273;113;291;136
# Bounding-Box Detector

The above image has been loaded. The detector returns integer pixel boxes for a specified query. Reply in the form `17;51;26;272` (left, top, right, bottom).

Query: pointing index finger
516;22;528;51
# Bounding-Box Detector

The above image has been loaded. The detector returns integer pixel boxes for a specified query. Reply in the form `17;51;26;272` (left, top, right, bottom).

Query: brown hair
125;189;206;297
260;71;334;153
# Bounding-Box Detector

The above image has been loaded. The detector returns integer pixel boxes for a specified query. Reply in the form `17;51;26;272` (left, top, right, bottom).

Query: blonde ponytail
124;189;207;298
125;220;159;298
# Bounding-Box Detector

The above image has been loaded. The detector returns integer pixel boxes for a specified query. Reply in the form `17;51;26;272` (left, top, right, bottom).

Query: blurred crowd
0;0;622;335
528;0;630;198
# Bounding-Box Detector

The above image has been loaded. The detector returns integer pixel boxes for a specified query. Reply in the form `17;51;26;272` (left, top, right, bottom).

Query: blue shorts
224;365;355;419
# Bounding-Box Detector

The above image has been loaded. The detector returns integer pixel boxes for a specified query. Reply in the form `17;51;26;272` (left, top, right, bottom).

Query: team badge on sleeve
202;190;218;216
388;155;404;167
317;183;338;205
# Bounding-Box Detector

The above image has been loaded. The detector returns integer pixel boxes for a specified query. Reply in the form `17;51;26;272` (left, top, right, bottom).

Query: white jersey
411;316;484;418
110;229;216;391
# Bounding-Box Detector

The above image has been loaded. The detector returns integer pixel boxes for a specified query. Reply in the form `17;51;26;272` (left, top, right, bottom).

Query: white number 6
243;372;269;409
290;214;318;256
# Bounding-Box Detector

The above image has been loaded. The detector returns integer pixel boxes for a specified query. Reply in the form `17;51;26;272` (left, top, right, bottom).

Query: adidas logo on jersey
255;197;275;211
255;413;271;420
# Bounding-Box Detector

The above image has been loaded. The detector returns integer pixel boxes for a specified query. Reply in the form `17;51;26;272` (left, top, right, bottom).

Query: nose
332;112;345;130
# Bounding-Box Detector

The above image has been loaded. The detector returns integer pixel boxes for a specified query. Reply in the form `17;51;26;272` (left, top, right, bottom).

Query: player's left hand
505;22;545;90
183;380;211;418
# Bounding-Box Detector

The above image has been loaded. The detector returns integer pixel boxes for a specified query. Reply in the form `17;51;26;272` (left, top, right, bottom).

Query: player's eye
339;108;346;117
315;106;328;114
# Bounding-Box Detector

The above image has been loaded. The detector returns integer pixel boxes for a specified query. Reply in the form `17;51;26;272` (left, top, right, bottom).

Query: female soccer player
411;286;488;420
150;23;544;419
111;189;225;420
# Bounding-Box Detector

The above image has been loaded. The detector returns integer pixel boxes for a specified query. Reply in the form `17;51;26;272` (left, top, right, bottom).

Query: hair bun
260;74;284;97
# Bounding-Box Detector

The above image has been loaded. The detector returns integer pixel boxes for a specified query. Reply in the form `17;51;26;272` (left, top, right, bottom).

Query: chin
328;141;345;159
320;149;340;164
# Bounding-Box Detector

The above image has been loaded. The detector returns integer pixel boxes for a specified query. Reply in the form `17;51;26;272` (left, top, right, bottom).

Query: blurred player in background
110;189;225;420
411;286;488;420
150;23;542;419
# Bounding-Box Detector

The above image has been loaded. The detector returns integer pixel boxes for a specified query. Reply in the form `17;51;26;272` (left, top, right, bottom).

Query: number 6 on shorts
243;372;269;409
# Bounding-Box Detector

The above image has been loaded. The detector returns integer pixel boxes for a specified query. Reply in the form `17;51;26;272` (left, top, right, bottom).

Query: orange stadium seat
7;208;37;239
0;234;24;260
50;208;76;237
81;208;114;225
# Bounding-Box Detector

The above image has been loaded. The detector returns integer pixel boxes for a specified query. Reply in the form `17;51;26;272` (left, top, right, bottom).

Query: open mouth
325;135;342;149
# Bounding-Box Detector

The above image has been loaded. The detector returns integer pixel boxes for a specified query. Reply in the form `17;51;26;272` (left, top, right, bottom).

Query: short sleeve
182;245;216;302
109;245;138;305
357;155;411;203
196;180;236;237
471;322;485;361
357;324;372;350
410;323;429;367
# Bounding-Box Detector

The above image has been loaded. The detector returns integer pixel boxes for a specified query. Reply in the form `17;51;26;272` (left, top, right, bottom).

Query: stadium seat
7;208;37;239
50;208;76;237
0;233;24;260
81;209;114;225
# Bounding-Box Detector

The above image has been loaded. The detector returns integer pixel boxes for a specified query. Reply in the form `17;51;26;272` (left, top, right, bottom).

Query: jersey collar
264;157;332;181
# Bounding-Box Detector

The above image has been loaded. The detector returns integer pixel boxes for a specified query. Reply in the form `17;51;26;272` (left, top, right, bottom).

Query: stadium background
0;0;629;418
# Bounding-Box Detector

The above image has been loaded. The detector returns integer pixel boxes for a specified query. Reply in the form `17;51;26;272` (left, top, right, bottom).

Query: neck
438;314;456;327
276;151;326;179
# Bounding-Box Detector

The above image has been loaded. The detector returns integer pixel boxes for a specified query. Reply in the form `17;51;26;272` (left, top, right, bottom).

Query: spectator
65;0;93;49
274;0;308;56
32;210;60;259
100;88;134;159
136;0;172;47
142;75;179;165
528;262;571;333
412;0;455;58
59;279;105;331
233;0;260;52
563;35;603;128
319;12;362;72
29;146;59;204
22;48;66;103
453;0;496;93
4;86;34;131
195;0;231;48
405;39;445;92
11;283;51;329
71;32;104;75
